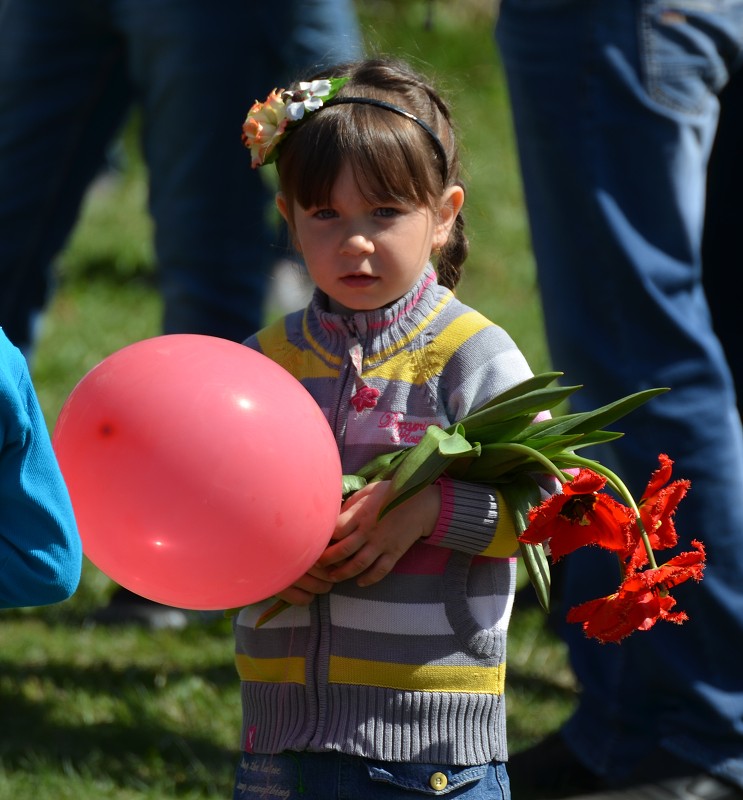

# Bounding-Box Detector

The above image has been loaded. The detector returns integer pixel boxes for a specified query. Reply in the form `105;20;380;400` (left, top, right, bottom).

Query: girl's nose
341;231;375;256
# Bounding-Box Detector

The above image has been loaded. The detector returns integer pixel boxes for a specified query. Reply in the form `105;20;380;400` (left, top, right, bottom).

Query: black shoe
507;734;743;800
575;749;743;800
558;774;743;800
87;588;191;630
507;732;602;799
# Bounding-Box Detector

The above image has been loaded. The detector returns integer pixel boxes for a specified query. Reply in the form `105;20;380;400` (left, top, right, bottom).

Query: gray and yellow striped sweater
234;265;544;766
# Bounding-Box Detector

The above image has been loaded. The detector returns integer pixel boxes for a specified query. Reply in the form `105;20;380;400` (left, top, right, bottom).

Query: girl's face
278;164;463;314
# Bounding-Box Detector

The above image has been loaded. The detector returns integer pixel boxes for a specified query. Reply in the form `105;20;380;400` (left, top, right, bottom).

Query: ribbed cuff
429;476;498;554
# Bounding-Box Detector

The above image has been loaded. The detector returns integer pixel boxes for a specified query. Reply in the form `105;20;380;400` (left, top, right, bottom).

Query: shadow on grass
2;598;578;793
504;601;579;749
0;643;239;795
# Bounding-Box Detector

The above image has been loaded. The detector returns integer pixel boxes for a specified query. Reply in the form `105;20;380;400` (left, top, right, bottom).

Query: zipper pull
348;337;380;412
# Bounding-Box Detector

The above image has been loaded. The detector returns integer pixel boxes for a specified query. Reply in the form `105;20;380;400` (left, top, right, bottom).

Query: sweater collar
305;264;446;353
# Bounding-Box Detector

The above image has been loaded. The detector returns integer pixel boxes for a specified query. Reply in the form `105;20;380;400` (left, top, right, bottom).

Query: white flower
283;79;333;121
243;77;348;168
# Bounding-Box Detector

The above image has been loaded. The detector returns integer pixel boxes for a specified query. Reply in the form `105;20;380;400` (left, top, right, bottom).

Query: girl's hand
316;480;441;587
274;564;335;606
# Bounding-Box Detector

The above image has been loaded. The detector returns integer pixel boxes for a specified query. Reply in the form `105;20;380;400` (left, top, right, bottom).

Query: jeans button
429;771;448;791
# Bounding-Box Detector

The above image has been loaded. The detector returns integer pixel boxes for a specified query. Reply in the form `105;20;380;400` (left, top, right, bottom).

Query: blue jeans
233;751;510;799
0;0;361;353
496;0;743;789
703;67;743;403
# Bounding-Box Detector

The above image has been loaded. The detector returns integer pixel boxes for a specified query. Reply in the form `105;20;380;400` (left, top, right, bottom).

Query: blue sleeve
0;334;82;608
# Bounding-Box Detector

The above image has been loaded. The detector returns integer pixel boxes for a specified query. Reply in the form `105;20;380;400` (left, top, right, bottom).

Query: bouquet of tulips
259;373;706;642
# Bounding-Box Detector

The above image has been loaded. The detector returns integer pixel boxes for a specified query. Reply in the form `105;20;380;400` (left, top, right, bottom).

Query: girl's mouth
341;274;378;288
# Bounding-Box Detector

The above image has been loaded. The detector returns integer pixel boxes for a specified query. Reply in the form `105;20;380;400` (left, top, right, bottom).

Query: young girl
234;57;550;800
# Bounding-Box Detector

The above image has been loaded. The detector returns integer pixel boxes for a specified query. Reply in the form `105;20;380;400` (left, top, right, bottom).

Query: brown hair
275;58;468;290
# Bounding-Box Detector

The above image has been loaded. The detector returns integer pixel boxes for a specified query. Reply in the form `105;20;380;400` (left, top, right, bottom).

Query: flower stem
495;443;571;483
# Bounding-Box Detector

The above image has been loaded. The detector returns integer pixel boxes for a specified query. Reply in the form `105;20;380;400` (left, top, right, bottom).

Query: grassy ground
4;2;577;797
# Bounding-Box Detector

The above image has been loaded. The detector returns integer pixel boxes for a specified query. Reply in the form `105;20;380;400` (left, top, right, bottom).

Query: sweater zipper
329;319;362;452
309;318;362;746
307;593;332;748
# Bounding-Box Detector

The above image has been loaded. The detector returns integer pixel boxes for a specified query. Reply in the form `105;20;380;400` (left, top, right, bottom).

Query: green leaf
519;541;551;613
342;474;367;497
451;384;581;438
379;426;480;517
438;424;481;456
548;429;624;456
444;372;564;432
354;448;408;482
509;433;585;454
450;440;568;483
476;371;565;404
513;387;668;442
450;442;534;481
514;433;626;465
565;387;669;433
255;599;291;628
498;475;551;612
515;427;623;452
457;415;536;445
565;429;624;448
510;413;587;441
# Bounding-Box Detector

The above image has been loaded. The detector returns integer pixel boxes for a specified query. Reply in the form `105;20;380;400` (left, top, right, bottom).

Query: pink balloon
53;334;342;610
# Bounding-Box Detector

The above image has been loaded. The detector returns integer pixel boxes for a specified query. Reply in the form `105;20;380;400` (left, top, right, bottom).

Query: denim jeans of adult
0;0;361;354
233;751;510;799
496;0;743;790
703;67;743;403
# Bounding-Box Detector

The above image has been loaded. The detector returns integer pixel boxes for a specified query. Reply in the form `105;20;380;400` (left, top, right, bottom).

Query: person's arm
315;479;441;587
0;340;82;607
313;467;549;589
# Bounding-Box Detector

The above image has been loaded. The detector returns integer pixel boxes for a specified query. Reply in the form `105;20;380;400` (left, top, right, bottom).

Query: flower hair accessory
242;77;449;176
242;77;348;168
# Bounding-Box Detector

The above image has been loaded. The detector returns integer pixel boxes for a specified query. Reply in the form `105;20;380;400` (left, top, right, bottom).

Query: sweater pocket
442;552;515;662
364;759;496;796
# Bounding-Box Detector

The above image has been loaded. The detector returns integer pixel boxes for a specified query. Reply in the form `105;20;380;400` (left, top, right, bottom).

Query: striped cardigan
234;265;539;766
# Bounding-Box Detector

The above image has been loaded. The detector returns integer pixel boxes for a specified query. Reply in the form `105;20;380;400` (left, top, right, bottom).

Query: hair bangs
278;103;441;214
345;105;442;207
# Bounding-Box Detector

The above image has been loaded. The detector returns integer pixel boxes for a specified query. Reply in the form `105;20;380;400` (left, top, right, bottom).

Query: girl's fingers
275;585;317;606
316;530;365;567
272;567;339;606
325;542;383;582
356;553;398;587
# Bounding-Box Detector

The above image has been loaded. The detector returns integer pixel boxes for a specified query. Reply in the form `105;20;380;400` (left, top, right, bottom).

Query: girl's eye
374;207;400;218
313;208;337;220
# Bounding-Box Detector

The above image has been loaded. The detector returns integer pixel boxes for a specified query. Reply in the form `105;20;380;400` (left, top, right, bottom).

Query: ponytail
437;209;468;290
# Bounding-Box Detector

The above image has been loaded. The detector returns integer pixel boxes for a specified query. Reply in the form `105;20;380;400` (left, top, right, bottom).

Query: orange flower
626;454;690;569
241;89;289;167
567;540;706;643
242;77;348;167
520;468;636;560
623;539;706;592
345;372;705;642
566;585;682;643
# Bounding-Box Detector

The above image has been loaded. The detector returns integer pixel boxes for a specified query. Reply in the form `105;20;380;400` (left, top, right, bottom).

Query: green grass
8;3;576;797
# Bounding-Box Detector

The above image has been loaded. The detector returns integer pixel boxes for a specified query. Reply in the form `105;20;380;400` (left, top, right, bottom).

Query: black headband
324;96;449;178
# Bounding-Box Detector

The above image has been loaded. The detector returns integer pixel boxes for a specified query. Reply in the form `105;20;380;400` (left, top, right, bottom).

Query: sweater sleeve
0;335;82;607
425;476;518;557
426;307;558;558
426;473;558;558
